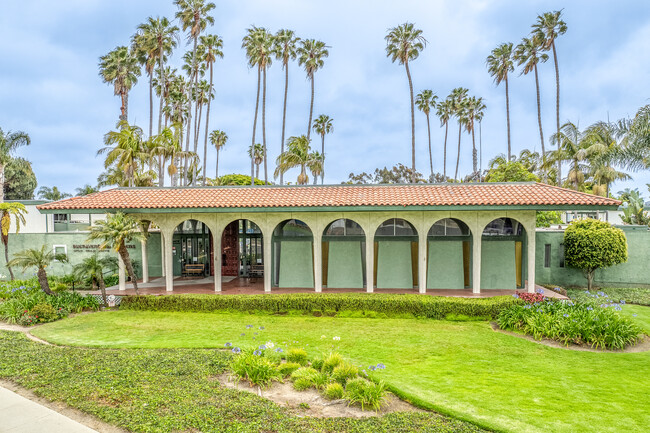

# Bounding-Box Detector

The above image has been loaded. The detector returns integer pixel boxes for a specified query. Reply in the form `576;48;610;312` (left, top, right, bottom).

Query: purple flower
376;363;386;369
620;300;626;305
275;348;283;353
563;314;569;317
231;347;241;354
368;365;376;371
259;326;265;330
512;294;519;298
225;342;232;347
536;288;544;294
240;333;246;337
253;350;262;356
259;344;267;350
633;314;638;317
587;307;593;311
246;325;253;329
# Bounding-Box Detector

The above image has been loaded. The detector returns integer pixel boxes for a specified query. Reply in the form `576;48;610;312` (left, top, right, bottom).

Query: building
29;182;646;294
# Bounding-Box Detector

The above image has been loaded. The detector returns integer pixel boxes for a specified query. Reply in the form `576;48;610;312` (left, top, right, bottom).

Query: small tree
563;219;627;290
73;254;116;307
7;245;68;295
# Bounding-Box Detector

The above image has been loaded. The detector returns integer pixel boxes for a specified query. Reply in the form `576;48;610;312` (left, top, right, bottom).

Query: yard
25;303;650;433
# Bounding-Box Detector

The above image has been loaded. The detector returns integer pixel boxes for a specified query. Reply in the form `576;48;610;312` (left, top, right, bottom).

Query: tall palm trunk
321;133;325;184
443;123;448;179
37;267;53;295
454;122;462;181
262;66;268;184
426;113;433;181
255;163;260;179
251;66;261;185
193;103;203;185
280;62;289;185
505;75;512;161
157;43;165;134
158;155;164;187
404;60;416;183
118;241;139;295
97;272;108;307
552;40;562;184
471;128;477;176
148;74;153;138
183;94;193;186
307;74;315;140
119;90;127;121
202;63;214;186
533;64;545;164
3;239;14;280
215;148;219;180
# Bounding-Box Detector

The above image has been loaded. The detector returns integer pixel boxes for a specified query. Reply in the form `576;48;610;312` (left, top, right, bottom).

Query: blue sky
1;0;649;195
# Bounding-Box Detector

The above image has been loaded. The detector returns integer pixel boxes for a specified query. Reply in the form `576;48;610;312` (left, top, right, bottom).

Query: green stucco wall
481;240;516;290
326;241;364;289
278;240;314;288
376;241;413;289
0;232;162;280
427;240;465;289
535;226;649;288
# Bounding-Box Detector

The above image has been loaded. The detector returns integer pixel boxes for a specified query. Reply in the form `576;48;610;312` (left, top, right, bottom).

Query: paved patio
96;276;567;299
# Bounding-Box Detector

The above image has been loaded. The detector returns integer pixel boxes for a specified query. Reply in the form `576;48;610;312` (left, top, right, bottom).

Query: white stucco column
140;239;149;283
263;231;272;293
314;232;323;293
365;231;374;293
527;226;536;294
418;230;428;294
472;231;482;294
118;254;126;291
163;228;174;292
213;228;222;292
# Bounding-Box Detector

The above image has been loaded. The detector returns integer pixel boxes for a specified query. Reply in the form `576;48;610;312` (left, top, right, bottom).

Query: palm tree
548;122;588;190
0;202;26;280
75;184;99;196
309;151;324;185
73;254;116;306
297;39;329;140
0;129;30;203
533;10;567;181
272;29;300;185
209;129;228;180
436;98;453;179
243;27;273;185
449;87;469;180
514;35;549;164
583;121;630;196
385;23;427;183
486;42;515;161
248;143;264;180
87;212;145;295
415;90;438;181
8;245;67;295
150;18;179;134
199;34;224;185
99;46;141;122
274;135;321;185
132;22;159;138
312;114;333;184
98;121;149;187
464;96;487;177
37;186;72;201
150;125;197;186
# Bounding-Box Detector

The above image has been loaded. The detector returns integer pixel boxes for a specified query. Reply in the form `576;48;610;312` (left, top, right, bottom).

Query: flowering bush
513;290;545;304
497;299;642;350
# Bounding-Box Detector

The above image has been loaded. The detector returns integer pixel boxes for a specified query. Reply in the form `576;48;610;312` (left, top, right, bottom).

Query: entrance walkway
0;386;97;433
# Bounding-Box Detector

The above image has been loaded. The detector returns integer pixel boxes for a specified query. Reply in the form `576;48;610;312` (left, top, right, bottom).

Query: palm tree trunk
158;47;164;134
404;60;416;183
255;163;260;180
505;75;512;161
307;74;315;140
454;122;462;181
533;64;545;163
202;64;214;186
262;66;268;185
118;241;139;295
183;95;193;186
0;164;5;203
158;155;164;187
193;102;203;185
251;66;261;185
119;90;127;121
97;272;108;307
3;240;14;280
443;124;448;179
321;133;325;185
37;267;53;295
148;74;153;138
426;113;433;182
552;40;562;184
215;149;219;180
471;128;477;176
280;62;289;185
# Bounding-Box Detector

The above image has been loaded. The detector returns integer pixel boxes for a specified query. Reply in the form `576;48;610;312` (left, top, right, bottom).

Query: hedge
120;293;520;319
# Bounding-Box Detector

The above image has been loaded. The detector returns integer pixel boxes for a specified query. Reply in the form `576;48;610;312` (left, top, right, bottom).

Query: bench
249;264;264;280
183;263;205;277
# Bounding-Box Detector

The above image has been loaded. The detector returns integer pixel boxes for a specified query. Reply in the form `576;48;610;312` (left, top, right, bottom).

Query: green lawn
566;287;650;306
31;307;650;433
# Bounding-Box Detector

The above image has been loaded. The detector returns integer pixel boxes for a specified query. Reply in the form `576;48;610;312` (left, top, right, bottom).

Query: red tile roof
36;183;621;211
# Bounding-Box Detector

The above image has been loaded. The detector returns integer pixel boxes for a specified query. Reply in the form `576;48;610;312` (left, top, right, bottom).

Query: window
429;218;470;237
375;218;417;236
544;244;551;268
559;243;565;268
53;245;67;261
53;214;69;223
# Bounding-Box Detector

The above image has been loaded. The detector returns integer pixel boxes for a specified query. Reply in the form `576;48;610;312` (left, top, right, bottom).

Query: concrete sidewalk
0;386;97;433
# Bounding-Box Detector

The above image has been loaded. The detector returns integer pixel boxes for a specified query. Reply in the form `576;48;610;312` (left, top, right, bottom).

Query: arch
481;217;527;290
373;218;418;289
272;219;314;288
220;219;264;283
426;218;472;290
172;218;213;278
322;218;366;289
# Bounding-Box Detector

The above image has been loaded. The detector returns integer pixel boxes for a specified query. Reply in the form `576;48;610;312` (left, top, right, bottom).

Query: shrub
564;219;628;290
286;348;308;365
310;357;324;371
277;362;301;377
323;382;344;400
345;378;387;411
290;367;319;381
120;293;518;319
497;299;642;350
331;362;359;385
29;303;58;323
514;291;546;304
321;352;344;374
230;352;280;388
310;371;330;390
293;377;312;391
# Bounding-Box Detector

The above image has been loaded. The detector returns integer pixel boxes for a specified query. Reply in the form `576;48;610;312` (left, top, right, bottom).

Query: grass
31;308;650;433
567;287;650;306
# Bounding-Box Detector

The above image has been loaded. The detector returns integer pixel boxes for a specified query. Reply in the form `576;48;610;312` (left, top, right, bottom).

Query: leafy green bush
293;377;312;391
230;351;280;388
278;362;301;377
310;357;324;371
332;362;359;385
121;293;518;319
345;378;387;411
290;366;319;381
29;304;58;323
322;352;344;374
497;299;642;350
323;382;344;400
567;287;650;306
287;348;308;365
